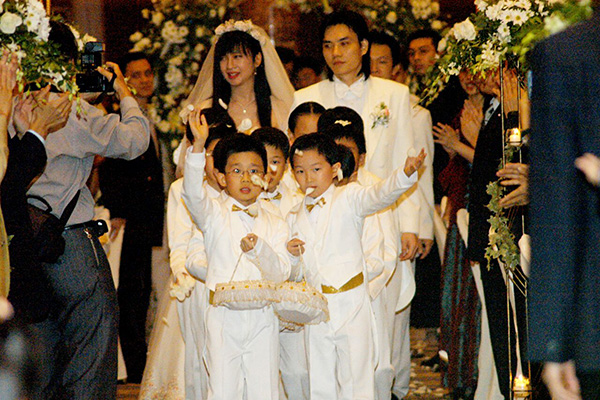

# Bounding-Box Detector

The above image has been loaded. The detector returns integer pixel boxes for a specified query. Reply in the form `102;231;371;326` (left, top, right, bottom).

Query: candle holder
507;128;522;147
512;375;532;399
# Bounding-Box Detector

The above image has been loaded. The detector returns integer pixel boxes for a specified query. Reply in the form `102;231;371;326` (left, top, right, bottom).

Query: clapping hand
403;148;426;177
575;153;600;187
432;123;460;156
13;86;72;138
497;163;529;208
460;99;483;147
0;50;18;119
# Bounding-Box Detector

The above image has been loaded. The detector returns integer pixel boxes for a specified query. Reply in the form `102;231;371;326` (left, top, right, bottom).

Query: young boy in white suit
251;127;308;400
183;110;291;400
166;108;235;399
286;133;425;399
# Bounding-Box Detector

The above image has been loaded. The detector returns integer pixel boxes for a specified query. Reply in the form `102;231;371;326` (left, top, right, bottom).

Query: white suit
182;150;291;400
286;166;417;400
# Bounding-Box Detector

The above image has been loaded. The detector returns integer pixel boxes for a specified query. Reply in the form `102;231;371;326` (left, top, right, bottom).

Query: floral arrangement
370;102;391;129
215;19;267;46
129;0;230;150
421;0;593;103
0;0;79;94
361;0;445;45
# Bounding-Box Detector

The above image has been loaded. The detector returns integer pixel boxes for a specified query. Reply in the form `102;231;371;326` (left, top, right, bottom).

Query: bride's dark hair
213;30;272;128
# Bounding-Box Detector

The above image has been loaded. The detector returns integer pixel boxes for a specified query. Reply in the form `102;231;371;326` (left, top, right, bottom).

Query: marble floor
118;327;448;400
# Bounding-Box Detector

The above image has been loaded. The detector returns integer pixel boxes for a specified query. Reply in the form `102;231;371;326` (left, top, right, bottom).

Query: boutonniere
370;102;391;129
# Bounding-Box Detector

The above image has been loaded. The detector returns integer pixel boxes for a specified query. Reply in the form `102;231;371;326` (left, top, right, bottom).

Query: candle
513;374;531;398
508;128;522;146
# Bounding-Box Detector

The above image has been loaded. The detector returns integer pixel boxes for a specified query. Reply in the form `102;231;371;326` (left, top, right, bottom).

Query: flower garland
0;0;79;94
421;0;593;104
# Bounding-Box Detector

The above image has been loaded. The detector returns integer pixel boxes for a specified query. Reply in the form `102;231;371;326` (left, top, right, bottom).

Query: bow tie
264;192;282;201
334;79;365;99
232;204;258;218
306;197;326;212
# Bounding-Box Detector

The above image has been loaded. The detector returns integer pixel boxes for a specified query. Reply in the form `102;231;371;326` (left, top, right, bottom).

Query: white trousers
372;291;393;400
178;283;208;400
279;329;309;400
391;305;411;398
307;285;375;400
205;306;280;400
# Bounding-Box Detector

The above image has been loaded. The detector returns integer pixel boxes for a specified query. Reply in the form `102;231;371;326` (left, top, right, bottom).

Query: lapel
313;188;335;251
361;78;386;157
294;197;316;245
252;202;268;242
224;198;247;262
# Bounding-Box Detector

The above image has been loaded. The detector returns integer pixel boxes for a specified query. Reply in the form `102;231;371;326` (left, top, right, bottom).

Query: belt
209;290;215;305
321;272;364;294
64;220;108;237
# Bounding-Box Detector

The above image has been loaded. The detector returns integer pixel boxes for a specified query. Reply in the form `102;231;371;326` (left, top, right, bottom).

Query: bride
184;20;294;133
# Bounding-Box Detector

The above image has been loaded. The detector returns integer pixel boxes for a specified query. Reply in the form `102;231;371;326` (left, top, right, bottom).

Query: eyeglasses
225;168;264;178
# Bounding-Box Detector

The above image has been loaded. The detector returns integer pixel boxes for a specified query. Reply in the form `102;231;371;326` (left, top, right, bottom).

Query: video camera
76;42;114;93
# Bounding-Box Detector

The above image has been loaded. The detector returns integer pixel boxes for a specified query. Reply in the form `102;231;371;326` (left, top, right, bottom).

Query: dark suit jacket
1;132;50;322
529;12;600;372
99;138;164;246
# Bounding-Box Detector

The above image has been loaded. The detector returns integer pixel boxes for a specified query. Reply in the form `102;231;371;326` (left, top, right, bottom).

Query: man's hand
575;153;600;186
28;89;72;137
0;50;18;119
542;361;581;400
497;163;529;208
400;232;418;261
417;238;434;259
109;217;126;240
97;61;131;100
240;233;258;253
287;238;305;257
189;108;209;152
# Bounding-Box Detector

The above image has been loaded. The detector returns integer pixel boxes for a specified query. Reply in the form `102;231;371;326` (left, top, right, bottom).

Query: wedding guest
529;8;600;399
98;52;164;383
20;21;150;399
292;56;323;90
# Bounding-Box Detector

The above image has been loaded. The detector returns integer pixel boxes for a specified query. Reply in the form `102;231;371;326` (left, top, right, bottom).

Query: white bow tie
334;78;365;99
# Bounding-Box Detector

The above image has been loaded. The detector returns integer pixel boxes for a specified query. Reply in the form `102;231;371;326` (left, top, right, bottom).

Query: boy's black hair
48;21;78;62
318;106;366;154
407;29;442;51
118;52;152;75
292;56;323;78
336;144;356;179
288;101;326;134
213;31;272;128
320;10;370;81
213;133;268;174
290;133;340;169
251;127;290;160
368;31;401;68
185;107;236;147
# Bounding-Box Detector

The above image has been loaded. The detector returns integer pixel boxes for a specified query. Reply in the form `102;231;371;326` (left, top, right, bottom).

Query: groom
291;10;421;262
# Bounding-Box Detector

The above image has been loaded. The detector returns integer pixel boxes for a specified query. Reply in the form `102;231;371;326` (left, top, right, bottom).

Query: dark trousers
117;223;153;383
30;227;118;399
479;259;528;399
580;370;600;399
411;242;441;328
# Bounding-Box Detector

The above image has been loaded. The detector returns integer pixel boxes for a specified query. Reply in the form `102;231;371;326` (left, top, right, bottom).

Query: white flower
132;37;151;52
196;26;206;38
36;17;50;41
437;36;447;52
129;31;143;42
370;102;391;129
453;18;477;41
141;8;150;19
497;23;511;42
370;10;377;20
168;53;185;66
194;43;205;54
165;65;183;88
0;12;23;34
0;0;4;13
386;11;397;24
152;11;164;26
209;9;217;18
178;26;189;37
475;0;488;10
544;14;569;35
445;62;460;75
431;20;444;30
157;120;171;133
485;2;503;20
218;6;226;18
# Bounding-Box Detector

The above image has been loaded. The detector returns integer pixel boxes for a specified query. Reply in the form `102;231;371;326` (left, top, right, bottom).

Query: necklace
232;97;256;115
232;97;256;132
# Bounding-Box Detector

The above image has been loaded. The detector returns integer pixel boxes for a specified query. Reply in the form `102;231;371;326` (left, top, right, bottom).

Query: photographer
15;21;150;399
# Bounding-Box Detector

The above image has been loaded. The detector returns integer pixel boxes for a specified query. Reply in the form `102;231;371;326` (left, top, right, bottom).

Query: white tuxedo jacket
167;179;194;277
182;151;291;291
287;168;417;289
291;76;420;234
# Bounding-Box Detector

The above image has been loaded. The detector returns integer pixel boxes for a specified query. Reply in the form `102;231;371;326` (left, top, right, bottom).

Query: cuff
27;129;45;145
